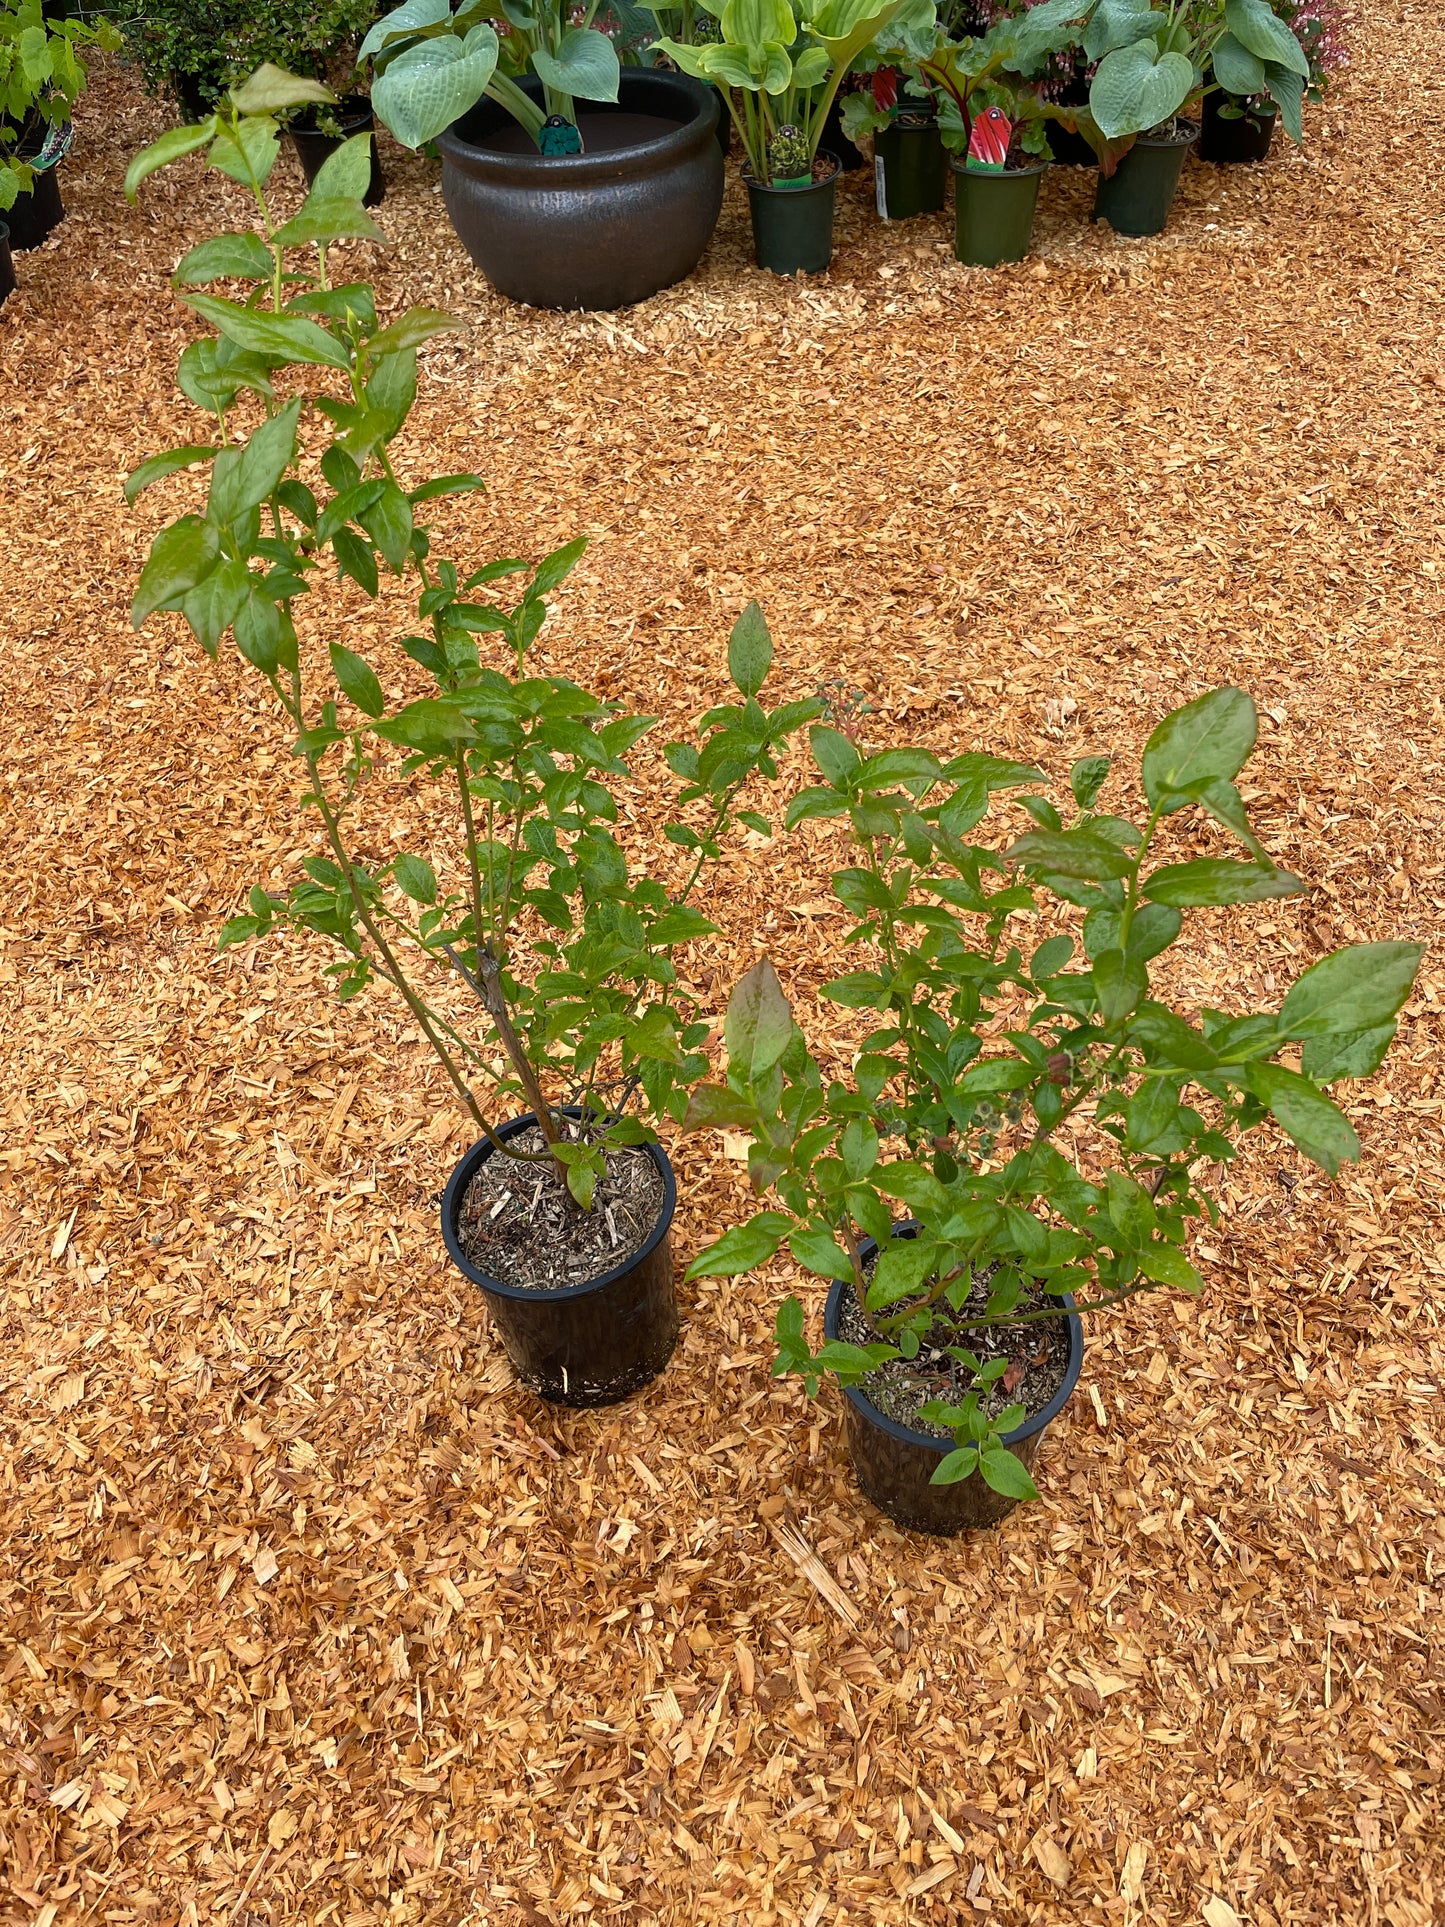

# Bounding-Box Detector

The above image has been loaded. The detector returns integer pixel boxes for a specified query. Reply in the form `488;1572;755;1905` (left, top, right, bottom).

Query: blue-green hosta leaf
532;26;620;103
1223;0;1308;76
1090;40;1195;139
372;28;500;148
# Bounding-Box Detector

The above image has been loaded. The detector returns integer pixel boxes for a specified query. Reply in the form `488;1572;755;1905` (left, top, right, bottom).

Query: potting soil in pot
457;1123;664;1290
475;114;682;158
836;1259;1072;1438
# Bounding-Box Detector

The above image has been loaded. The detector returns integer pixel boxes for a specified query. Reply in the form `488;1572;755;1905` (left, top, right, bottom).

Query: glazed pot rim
438;70;717;183
742;151;842;194
440;1107;677;1302
823;1222;1085;1454
949;154;1050;180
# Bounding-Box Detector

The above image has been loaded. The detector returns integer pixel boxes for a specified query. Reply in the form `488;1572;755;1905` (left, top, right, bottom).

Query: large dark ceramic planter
825;1225;1084;1535
5;166;63;250
1093;121;1197;236
0;223;15;307
874;114;946;219
437;70;722;311
746;156;840;275
952;157;1047;267
289;95;385;207
440;1111;680;1407
1198;85;1276;164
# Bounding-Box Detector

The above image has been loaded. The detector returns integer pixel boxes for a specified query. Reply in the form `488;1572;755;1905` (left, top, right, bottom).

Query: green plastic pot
1092;121;1197;236
950;157;1047;267
874;115;946;219
745;155;839;275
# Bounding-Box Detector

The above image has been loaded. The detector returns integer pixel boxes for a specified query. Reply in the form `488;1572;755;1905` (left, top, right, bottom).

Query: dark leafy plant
684;692;1423;1500
124;68;818;1209
119;0;380;120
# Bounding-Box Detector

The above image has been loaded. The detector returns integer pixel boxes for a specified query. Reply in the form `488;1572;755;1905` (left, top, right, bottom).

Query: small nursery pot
171;69;214;122
0;222;15;307
951;157;1047;268
822;91;867;171
1198;87;1276;165
874;114;946;220
746;155;840;275
5;164;63;250
440;1111;679;1408
1092;121;1197;237
1045;119;1098;167
289;95;386;207
825;1226;1084;1535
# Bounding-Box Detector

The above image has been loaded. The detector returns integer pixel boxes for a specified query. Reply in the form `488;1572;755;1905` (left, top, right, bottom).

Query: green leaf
957;1058;1035;1094
311;131;376;202
1125;1076;1182;1152
1135;1242;1204;1294
1244;1063;1361;1177
809;725;860;790
820;971;890;1010
1094;948;1147;1024
330;642;385;717
686;1211;793;1279
207;115;280;188
856;748;944;792
1142;860;1306;907
865;1238;937;1310
1301;1024;1397;1084
218;396;302;521
1009;829;1135;881
789;1224;855;1282
173;231;275;286
132;516;220;626
1277;942;1424;1040
1223;0;1309;76
533;24;621;101
124;120;216;202
1030;935;1074;981
229;61;335;113
272;197;387;248
181;557;248;655
393;853;437;903
1090;39;1196;139
123;444;217;504
371;28;501;148
1211;29;1267;96
724;957;795;1082
682;1084;757;1132
358;480;414;572
727;599;772;698
1141;687;1257;810
649;905;719;944
1070;754;1111;810
531;535;588;595
184;293;352;370
930;1446;979;1486
410;472;486;504
332;526;379;597
372;697;477;753
978;1443;1039;1501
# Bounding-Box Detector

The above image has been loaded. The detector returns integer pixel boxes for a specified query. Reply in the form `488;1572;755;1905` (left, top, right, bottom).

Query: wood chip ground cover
1;8;1442;1922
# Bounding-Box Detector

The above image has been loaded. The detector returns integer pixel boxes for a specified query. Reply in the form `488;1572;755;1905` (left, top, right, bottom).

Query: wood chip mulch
2;9;1443;1923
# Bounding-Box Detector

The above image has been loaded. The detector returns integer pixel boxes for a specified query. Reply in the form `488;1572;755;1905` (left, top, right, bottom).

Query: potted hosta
1200;0;1342;164
124;69;818;1405
656;0;919;275
1;0;116;250
686;699;1422;1534
361;0;722;310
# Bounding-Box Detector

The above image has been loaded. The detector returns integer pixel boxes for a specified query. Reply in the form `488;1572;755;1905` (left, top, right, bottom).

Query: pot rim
949;155;1050;180
824;1221;1085;1454
742;151;842;195
440;1108;677;1303
292;94;375;132
1135;117;1201;147
438;70;717;184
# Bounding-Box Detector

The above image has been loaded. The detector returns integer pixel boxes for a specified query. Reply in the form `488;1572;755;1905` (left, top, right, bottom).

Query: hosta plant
685;692;1423;1501
124;69;816;1211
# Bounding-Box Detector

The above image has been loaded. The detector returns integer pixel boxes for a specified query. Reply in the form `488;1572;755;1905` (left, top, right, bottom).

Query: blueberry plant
125;67;816;1209
685;691;1423;1499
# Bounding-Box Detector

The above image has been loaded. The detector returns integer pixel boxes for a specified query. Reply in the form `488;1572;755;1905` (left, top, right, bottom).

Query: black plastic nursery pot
746;155;840;275
171;69;215;122
1092;120;1197;237
289;95;385;207
825;1228;1085;1535
0;223;15;308
1198;87;1277;164
437;70;722;311
951;157;1047;268
874;114;946;220
822;91;867;171
1045;119;1098;167
440;1111;680;1407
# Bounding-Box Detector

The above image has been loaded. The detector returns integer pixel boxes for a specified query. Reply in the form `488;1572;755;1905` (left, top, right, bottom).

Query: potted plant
1200;0;1341;163
1;0;116;250
119;0;246;119
1061;0;1311;232
222;0;388;205
655;0;919;275
124;68;819;1404
685;697;1422;1533
360;0;723;310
